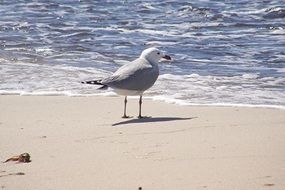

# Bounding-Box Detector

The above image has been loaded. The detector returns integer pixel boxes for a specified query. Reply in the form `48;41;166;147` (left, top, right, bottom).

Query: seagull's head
140;47;171;63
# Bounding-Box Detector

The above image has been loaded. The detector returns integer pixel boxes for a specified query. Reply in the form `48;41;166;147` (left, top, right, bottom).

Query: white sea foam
1;63;284;109
151;95;285;110
242;73;259;79
144;41;177;46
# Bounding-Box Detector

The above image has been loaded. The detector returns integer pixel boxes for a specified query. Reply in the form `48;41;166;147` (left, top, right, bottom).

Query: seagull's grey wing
101;58;159;91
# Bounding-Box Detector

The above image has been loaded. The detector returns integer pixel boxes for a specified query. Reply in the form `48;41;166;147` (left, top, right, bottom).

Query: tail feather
98;85;108;90
81;80;108;90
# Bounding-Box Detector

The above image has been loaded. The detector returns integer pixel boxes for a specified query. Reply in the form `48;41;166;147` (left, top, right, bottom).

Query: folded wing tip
81;80;108;90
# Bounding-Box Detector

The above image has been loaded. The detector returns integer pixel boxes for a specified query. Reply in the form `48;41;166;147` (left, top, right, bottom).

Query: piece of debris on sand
4;153;31;163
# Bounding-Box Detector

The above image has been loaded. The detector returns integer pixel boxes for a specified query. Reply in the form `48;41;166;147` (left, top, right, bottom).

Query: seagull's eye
157;52;160;55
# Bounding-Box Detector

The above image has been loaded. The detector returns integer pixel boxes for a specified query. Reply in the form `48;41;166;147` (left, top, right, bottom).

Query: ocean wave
263;7;285;19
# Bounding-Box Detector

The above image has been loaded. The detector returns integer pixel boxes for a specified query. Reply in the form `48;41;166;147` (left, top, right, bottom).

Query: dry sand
0;95;285;190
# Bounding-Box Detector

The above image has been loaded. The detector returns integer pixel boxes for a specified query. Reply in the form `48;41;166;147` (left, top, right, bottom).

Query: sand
0;95;285;190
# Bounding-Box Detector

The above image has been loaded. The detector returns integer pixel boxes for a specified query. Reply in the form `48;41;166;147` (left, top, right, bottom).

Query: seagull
82;47;171;118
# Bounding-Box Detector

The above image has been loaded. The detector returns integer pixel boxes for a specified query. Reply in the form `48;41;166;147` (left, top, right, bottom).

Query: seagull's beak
162;54;171;60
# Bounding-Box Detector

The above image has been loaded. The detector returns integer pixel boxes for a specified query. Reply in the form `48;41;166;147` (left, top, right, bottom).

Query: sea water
0;0;284;108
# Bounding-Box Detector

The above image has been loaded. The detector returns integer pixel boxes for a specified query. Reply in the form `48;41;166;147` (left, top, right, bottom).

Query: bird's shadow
112;116;196;126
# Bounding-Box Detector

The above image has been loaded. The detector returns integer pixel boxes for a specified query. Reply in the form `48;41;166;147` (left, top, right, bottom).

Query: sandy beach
0;95;284;190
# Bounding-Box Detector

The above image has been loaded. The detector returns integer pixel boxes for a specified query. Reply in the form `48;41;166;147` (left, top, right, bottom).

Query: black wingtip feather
81;80;108;90
81;80;103;85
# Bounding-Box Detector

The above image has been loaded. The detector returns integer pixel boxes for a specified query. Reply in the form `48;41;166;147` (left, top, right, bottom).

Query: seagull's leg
122;96;129;118
138;95;143;118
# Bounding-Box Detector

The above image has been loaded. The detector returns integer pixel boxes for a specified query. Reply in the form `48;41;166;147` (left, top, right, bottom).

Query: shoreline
0;93;284;110
1;95;285;190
